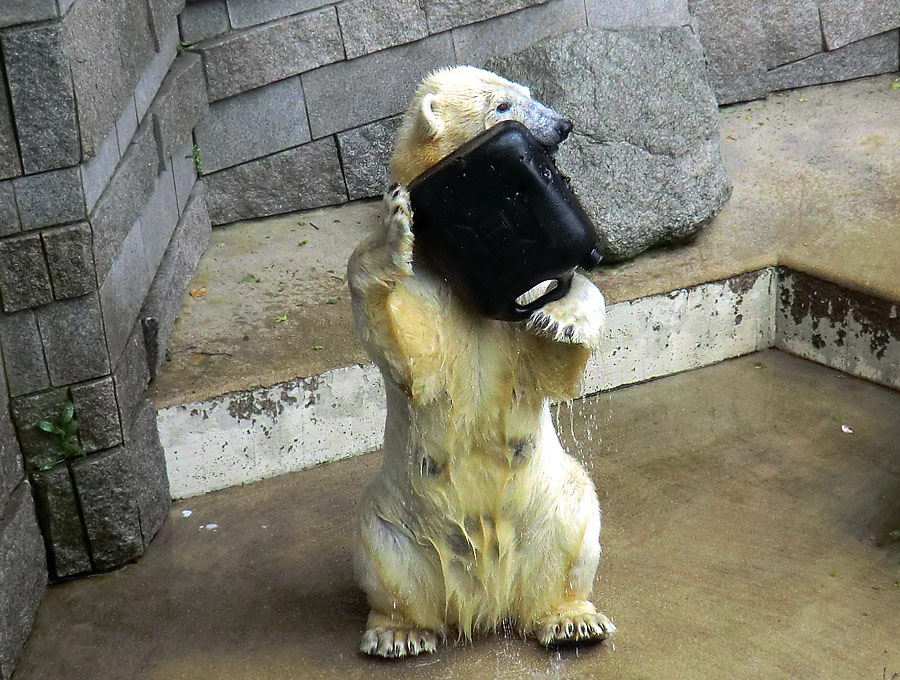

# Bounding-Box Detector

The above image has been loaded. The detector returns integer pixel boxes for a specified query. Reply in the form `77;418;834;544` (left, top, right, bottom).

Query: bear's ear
419;93;444;138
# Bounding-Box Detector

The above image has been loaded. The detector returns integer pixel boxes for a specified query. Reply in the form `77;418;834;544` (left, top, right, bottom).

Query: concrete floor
148;74;900;409
15;351;900;679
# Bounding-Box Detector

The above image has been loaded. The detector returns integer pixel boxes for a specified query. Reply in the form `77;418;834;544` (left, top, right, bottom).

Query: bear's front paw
526;274;605;350
536;601;616;647
382;184;414;277
359;624;438;659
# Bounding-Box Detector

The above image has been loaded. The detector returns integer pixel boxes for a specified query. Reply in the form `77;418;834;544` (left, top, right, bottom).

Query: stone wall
0;2;212;676
183;0;899;226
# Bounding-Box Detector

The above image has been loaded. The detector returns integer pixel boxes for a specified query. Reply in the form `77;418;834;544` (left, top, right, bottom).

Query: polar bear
347;66;613;658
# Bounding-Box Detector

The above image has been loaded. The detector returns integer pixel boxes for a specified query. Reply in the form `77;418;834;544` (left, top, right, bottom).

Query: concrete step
149;74;900;498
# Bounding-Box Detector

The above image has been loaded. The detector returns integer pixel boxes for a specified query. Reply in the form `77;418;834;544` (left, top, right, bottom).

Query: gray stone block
0;481;47;680
90;121;158;283
0;0;58;28
70;377;122;453
338;0;428;59
200;6;344;101
100;219;152;368
29;464;92;579
194;76;311;173
36;293;111;386
70;399;170;570
0;310;50;397
141;163;180;278
424;0;547;33
9;387;72;471
488;27;731;262
112;324;150;425
0;181;19;237
142;184;211;375
585;0;688;27
13;166;86;231
41;223;96;300
1;22;80;173
763;0;822;69
0;232;53;313
115;96;139;158
205;137;347;224
819;0;900;50
453;0;587;67
768;30;900;92
80;129;121;214
226;0;334;29
0;66;21;181
148;0;187;49
337;116;402;200
179;0;230;44
63;0;157;159
135;18;180;122
0;410;23;512
150;53;208;172
302;32;456;138
171;140;198;215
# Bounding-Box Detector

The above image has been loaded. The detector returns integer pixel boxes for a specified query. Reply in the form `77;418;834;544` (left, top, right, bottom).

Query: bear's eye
496;102;511;113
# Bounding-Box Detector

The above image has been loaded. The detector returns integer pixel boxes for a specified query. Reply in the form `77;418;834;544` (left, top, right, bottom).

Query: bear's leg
355;511;446;658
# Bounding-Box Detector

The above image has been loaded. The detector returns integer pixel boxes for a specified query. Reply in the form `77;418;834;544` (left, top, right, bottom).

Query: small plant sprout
275;314;287;323
192;144;204;174
35;400;84;470
241;273;260;284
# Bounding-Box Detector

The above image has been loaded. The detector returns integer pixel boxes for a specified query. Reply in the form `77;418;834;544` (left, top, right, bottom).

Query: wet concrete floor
15;350;900;679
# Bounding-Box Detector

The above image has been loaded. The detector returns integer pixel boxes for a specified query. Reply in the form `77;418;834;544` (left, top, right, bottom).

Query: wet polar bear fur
347;66;614;658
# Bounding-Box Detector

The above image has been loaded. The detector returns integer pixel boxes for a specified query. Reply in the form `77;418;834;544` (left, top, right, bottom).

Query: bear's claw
525;274;605;350
536;606;616;647
381;185;414;277
360;625;438;658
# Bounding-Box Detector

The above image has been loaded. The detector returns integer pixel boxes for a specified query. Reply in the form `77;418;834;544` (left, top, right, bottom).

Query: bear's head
390;66;573;185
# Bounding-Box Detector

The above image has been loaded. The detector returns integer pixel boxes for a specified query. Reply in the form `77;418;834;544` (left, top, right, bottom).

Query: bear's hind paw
536;602;616;647
360;623;438;658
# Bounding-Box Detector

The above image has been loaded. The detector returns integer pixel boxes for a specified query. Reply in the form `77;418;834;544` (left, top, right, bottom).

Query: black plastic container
408;120;602;322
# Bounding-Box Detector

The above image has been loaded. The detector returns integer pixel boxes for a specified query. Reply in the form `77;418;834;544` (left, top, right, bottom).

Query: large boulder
487;27;732;262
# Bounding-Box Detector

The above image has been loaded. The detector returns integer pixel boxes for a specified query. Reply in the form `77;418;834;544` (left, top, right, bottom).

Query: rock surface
487;27;732;262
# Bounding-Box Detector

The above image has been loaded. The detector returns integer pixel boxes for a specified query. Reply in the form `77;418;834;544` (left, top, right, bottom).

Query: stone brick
36;293;111;386
148;0;188;48
70;377;122;453
0;1;57;27
302;33;455;138
819;0;900;50
763;0;822;69
100;219;151;368
13;166;86;231
112;324;150;425
150;53;208;172
41;223;96;300
179;0;231;44
0;481;47;679
453;0;587;67
9;387;72;471
226;0;334;29
63;0;157;159
194;76;311;173
115;96;139;158
142;185;211;375
200;6;344;101
80;129;121;214
140;163;180;277
205;137;347;224
0;410;23;512
338;0;428;59
135;19;180;122
585;0;688;27
423;0;547;33
0;232;53;313
337;116;402;200
171;140;198;215
768;30;900;93
0;310;50;397
0;66;21;181
90;121;158;283
29;464;92;579
1;22;80;173
70;400;171;570
0;181;19;237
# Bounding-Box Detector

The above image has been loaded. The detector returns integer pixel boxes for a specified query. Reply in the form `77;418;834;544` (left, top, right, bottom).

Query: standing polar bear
347;66;613;658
